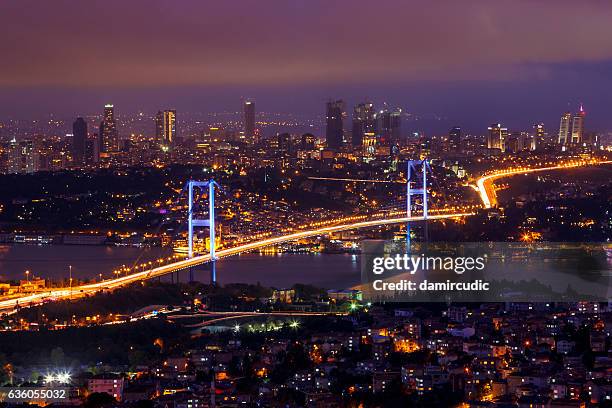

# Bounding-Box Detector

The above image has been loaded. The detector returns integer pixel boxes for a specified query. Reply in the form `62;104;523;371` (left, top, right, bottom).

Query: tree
84;392;116;408
50;347;65;366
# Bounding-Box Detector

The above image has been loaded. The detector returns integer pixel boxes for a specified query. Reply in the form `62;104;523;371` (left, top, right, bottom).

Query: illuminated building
325;99;345;149
99;104;119;153
533;123;545;150
300;133;316;150
505;131;529;153
362;132;377;157
377;105;402;146
270;132;291;154
7;138;36;174
155;111;163;143
558;105;586;145
243;100;255;142
487;123;507;151
557;112;571;145
155;109;177;147
72;117;87;164
352;102;376;147
449;127;461;151
87;375;124;401
87;134;100;163
571;104;585;144
534;123;545;139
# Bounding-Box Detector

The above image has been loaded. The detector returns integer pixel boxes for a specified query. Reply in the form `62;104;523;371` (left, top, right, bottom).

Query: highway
0;211;470;314
475;159;611;208
3;158;608;314
167;311;348;328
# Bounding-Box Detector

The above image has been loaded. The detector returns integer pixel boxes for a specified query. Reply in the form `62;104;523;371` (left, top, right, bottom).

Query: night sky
2;0;612;133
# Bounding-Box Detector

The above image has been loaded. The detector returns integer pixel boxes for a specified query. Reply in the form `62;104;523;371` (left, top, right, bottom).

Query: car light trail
0;212;470;314
475;160;611;208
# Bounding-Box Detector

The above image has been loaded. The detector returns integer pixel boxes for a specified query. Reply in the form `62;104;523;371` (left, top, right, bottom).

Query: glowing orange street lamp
69;265;73;299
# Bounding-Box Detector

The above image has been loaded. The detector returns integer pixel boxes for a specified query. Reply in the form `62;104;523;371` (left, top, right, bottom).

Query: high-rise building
155;111;164;144
377;105;402;146
558;112;571;145
533;123;545;150
272;132;291;154
7;138;36;174
449;127;461;151
534;123;545;139
557;105;586;145
325;100;345;149
99;104;118;153
352;102;376;147
86;135;100;163
505;131;530;153
72;117;87;164
571;104;585;144
243;100;255;142
155;110;176;147
487;123;508;151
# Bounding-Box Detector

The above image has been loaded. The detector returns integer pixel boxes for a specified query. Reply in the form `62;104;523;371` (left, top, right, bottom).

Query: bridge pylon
186;179;220;284
406;159;430;251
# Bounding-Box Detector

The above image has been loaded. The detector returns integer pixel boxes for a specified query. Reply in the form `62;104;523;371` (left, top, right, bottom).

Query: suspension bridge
0;158;608;314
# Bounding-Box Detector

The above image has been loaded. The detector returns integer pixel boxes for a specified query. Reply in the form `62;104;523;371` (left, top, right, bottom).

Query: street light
69;265;72;299
25;270;30;283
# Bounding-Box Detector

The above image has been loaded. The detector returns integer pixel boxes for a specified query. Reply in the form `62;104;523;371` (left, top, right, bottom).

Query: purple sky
2;0;612;132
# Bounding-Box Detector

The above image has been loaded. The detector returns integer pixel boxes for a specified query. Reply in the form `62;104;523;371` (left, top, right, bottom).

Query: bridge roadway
0;212;471;314
475;159;611;208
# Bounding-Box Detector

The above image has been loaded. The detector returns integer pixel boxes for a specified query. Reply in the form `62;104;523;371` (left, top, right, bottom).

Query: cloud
1;0;612;87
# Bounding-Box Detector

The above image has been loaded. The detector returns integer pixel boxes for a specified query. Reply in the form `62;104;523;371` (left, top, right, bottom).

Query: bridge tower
406;159;430;250
187;179;220;284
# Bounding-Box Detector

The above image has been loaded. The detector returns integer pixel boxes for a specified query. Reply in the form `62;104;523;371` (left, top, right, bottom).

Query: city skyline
0;100;603;142
0;2;610;407
2;1;612;131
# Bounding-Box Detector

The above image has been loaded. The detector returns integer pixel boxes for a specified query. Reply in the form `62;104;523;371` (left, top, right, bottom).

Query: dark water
0;245;361;289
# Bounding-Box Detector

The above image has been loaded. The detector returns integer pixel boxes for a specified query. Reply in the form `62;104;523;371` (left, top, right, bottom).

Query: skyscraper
155;110;176;147
487;123;508;151
243;100;255;142
377;105;402;146
449;127;461;151
274;132;291;153
155;111;164;144
570;104;585;144
533;123;545;150
557;105;586;145
558;112;571;145
352;102;376;147
506;131;529;153
99;104;118;153
72;117;87;164
325;100;345;149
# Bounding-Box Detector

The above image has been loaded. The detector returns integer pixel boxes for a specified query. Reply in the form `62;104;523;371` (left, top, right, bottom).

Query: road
167;310;348;328
3;158;607;314
475;159;611;208
0;211;470;314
